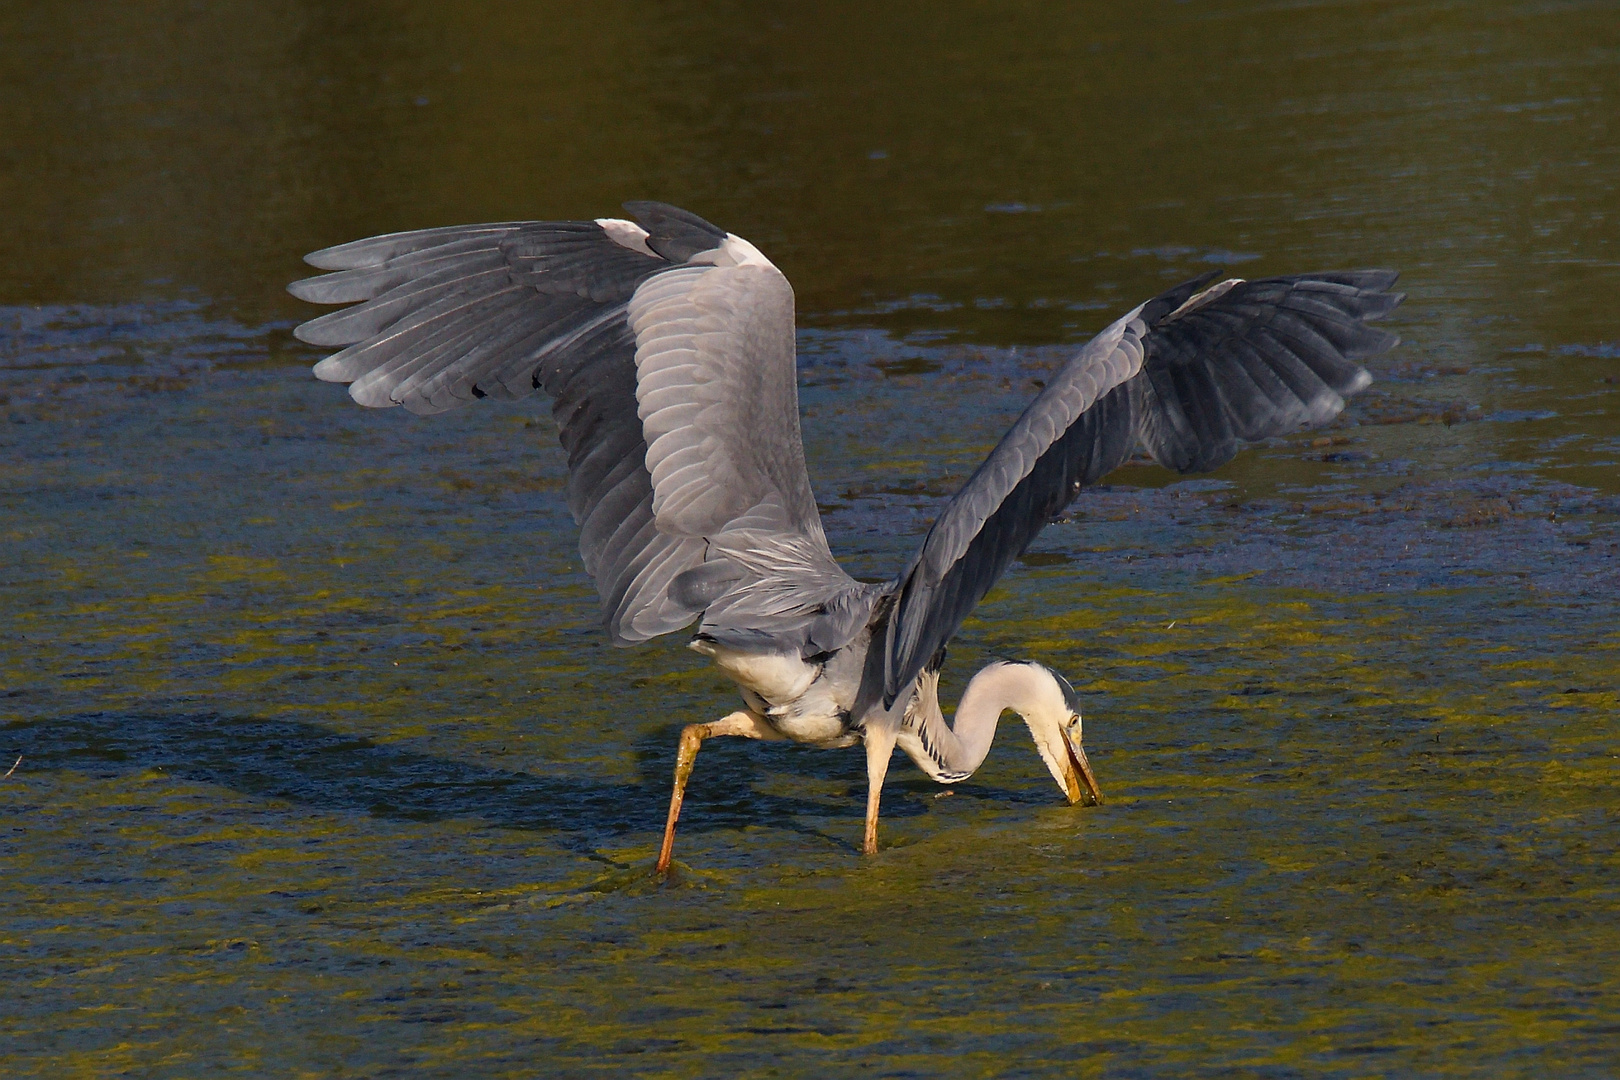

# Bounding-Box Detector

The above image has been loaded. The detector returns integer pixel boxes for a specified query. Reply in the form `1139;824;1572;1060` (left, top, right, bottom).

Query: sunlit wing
883;270;1404;704
624;236;864;652
289;202;853;646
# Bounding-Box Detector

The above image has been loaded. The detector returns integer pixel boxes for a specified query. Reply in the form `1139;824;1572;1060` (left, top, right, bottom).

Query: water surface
3;2;1618;1075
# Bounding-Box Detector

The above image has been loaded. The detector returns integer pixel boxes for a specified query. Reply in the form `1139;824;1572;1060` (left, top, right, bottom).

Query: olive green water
3;2;1619;1075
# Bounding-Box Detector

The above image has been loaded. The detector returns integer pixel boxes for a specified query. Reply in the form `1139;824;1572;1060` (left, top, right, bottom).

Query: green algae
5;474;1617;1075
4;0;1620;1074
8;366;1619;1076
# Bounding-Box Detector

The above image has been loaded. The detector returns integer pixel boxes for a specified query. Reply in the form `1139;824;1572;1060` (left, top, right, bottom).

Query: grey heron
289;202;1401;870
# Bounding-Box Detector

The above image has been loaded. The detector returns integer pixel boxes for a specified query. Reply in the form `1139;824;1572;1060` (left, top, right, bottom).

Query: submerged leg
655;709;778;875
862;723;900;856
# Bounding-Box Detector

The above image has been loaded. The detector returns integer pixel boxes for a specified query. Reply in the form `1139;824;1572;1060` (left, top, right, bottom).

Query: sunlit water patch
2;302;1617;1075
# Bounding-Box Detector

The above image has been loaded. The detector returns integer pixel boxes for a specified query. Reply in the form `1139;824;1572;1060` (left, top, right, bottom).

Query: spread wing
883;270;1404;704
290;202;854;646
626;237;864;654
628;249;826;544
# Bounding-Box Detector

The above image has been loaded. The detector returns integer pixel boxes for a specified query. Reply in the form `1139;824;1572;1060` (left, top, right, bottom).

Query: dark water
4;2;1618;1075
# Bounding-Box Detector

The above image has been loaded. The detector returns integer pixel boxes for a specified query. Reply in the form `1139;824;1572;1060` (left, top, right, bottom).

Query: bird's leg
862;723;900;856
655;708;778;875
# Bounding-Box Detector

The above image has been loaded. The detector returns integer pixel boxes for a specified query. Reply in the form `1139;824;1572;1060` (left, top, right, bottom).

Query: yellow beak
1062;728;1103;807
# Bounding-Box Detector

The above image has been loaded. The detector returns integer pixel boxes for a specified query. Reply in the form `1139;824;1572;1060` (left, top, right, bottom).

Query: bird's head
991;659;1103;807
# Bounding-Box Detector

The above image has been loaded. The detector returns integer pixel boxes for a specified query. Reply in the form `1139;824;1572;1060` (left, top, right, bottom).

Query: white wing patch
594;217;657;257
1165;278;1243;321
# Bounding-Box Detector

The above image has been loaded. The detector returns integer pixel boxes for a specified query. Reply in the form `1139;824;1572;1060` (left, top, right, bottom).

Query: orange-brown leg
862;724;899;856
655;709;778;875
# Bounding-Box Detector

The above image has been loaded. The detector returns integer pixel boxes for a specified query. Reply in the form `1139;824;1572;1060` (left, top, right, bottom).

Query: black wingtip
623;201;728;263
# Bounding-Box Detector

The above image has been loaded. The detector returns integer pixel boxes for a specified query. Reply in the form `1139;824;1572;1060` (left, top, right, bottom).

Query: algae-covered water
3;2;1618;1075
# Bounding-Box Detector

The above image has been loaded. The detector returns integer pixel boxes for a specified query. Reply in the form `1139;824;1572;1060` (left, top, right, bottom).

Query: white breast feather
689;641;818;704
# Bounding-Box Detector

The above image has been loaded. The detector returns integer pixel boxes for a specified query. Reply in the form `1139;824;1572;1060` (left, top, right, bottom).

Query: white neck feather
895;660;1079;787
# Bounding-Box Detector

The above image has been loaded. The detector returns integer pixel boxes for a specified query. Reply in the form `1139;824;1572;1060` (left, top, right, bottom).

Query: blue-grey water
3;2;1618;1076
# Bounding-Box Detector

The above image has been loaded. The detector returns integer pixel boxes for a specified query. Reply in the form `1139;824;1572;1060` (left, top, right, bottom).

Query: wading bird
290;202;1400;870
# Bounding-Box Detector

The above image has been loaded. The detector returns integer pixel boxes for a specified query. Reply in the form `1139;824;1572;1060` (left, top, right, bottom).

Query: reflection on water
3;1;1618;1075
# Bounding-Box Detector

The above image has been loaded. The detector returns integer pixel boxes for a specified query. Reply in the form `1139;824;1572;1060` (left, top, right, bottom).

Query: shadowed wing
290;202;852;646
883;270;1404;704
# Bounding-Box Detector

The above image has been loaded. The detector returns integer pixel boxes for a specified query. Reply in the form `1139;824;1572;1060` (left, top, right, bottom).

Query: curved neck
895;662;1059;782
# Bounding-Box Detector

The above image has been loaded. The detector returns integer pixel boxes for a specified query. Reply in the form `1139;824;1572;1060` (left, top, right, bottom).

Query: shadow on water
6;711;921;848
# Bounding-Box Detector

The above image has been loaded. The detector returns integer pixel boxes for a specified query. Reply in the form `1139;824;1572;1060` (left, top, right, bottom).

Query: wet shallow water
4;2;1619;1076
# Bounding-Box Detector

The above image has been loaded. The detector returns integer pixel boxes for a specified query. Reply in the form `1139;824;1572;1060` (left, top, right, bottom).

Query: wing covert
627;245;827;544
625;237;865;652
